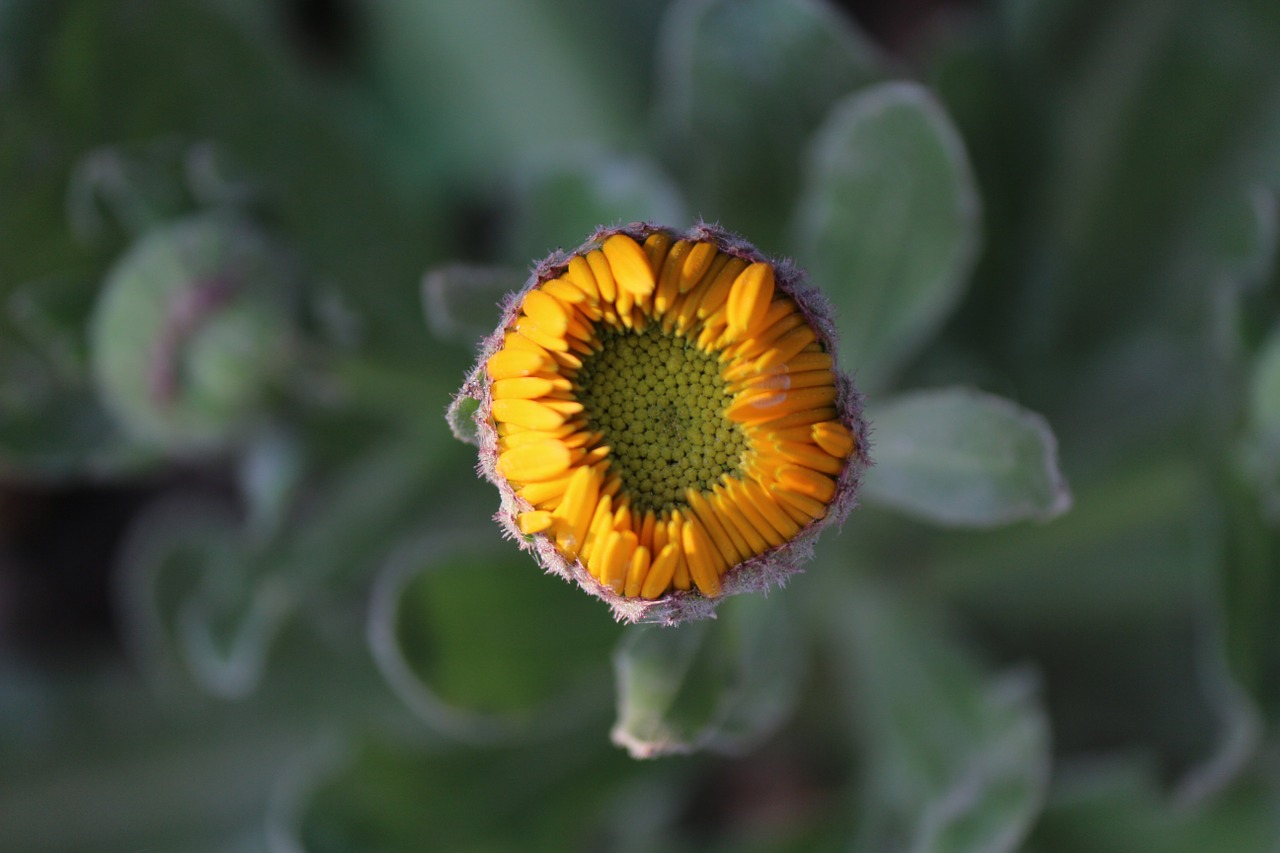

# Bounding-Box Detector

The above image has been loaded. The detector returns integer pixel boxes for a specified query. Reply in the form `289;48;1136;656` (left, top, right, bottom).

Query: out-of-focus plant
1;0;1278;851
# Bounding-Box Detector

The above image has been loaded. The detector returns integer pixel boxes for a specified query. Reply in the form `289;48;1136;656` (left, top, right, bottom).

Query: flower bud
90;214;294;451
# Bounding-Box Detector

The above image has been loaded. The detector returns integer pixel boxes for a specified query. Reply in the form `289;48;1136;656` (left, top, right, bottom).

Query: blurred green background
2;0;1280;850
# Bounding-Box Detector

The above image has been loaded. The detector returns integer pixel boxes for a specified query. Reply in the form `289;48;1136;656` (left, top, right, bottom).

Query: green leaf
5;274;99;380
993;0;1280;349
1216;473;1280;723
0;344;152;480
864;387;1071;527
610;595;805;758
116;495;256;694
1026;762;1280;853
1248;327;1280;439
795;81;982;391
1200;186;1277;291
828;580;1050;853
368;531;620;742
1241;326;1280;518
281;732;644;853
503;153;687;263
655;0;883;249
445;389;483;447
365;0;647;183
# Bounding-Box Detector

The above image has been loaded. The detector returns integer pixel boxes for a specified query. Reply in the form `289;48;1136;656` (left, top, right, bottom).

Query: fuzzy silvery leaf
116;495;285;698
656;0;883;247
503;152;687;263
864;387;1071;527
832;580;1050;853
610;594;805;758
795;81;981;392
368;531;620;743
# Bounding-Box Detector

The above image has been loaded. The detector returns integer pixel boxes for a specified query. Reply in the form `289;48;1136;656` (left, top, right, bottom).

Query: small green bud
90;214;294;451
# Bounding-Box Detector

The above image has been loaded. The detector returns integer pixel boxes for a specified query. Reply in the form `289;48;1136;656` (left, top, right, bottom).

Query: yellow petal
679;242;718;293
778;351;833;373
725;262;775;340
623;545;652;598
754;325;818;372
726;385;838;424
491;376;569;400
585;250;617;303
579;493;613;564
553;465;600;552
696;257;748;319
812;421;856;459
486;348;555;380
744;405;838;431
638;508;657;552
517;510;556;535
685;487;749;564
654;240;692;316
514;320;570;352
681;516;722;596
769;482;828;521
541;277;588;305
518;473;574;508
565;255;600;302
764;440;845;475
643;232;673;282
641;544;679;599
497;439;572;482
739;478;800;540
491;398;568;430
711;484;770;555
603;234;657;297
672;551;692;591
777;464;836;503
522;289;571;338
600;529;637;594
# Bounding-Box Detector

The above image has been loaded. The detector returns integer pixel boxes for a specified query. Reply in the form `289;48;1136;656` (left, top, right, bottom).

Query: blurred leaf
19;0;446;362
421;264;522;347
1248;327;1280;438
503;152;687;262
365;0;649;184
1241;326;1280;518
829;580;1050;853
238;427;306;543
863;387;1071;527
0;662;314;853
611;595;806;759
0;347;151;479
1216;473;1280;722
795;82;981;392
5;275;98;379
996;0;1280;350
66;141;196;243
1025;762;1280;853
367;531;620;742
655;0;883;249
117;495;286;699
1199;186;1278;291
284;731;644;853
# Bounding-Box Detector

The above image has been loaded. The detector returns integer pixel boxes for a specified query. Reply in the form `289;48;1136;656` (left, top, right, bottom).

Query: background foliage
2;0;1279;850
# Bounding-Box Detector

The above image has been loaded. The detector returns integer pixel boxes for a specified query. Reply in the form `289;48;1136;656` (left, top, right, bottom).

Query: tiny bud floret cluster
486;231;857;602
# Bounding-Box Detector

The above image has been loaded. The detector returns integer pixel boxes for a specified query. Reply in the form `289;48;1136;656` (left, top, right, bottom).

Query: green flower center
575;327;747;512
